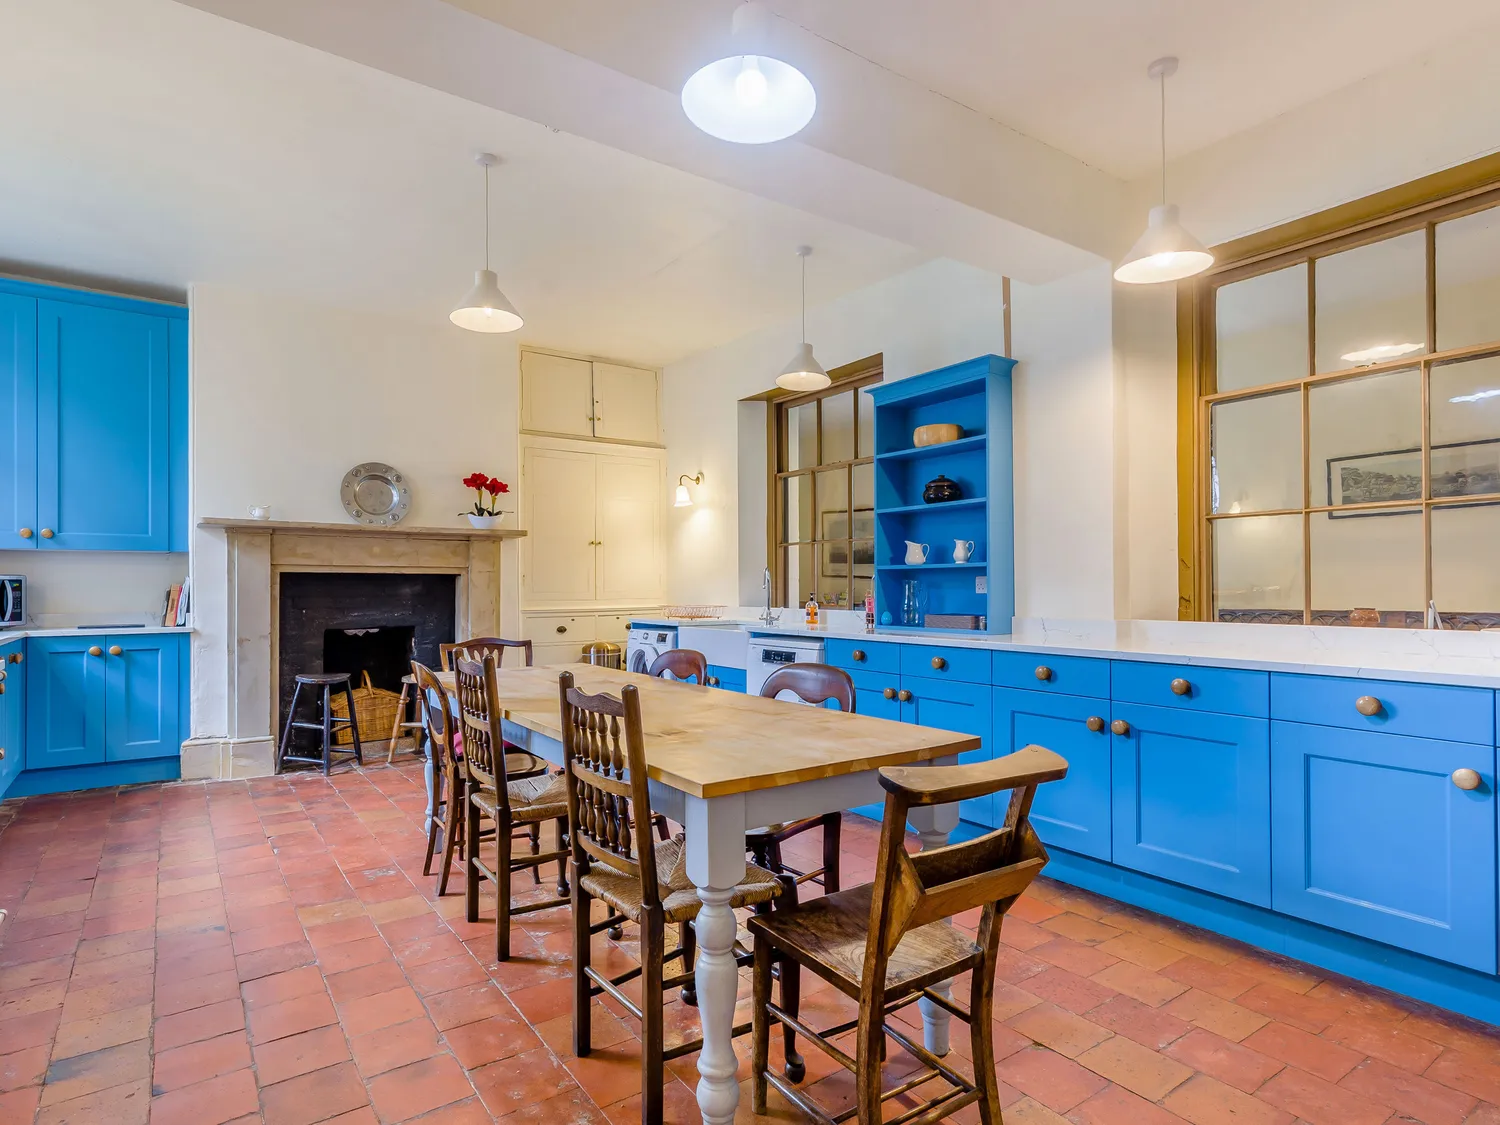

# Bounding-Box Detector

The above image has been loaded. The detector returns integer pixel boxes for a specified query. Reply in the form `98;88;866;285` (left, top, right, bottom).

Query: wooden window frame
1178;154;1500;623
767;356;884;608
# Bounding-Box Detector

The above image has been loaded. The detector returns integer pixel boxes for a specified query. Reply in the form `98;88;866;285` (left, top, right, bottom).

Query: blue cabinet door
1271;722;1497;972
901;675;993;826
105;634;182;762
0;294;37;549
36;300;172;551
1111;702;1271;906
993;687;1111;860
0;639;23;797
26;636;106;770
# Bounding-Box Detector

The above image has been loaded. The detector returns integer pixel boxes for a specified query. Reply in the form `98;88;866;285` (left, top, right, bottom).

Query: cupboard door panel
37;301;171;551
900;675;993;827
0;639;23;796
521;352;595;438
522;447;598;603
105;635;181;762
0;294;37;549
993;687;1112;860
26;637;105;770
596;454;663;603
1271;722;1496;972
592;363;661;444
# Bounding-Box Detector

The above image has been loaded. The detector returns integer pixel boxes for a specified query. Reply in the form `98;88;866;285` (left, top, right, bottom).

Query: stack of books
162;579;191;627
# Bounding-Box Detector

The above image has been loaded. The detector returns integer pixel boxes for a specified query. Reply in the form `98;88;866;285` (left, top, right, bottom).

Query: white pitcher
953;539;975;563
904;541;931;565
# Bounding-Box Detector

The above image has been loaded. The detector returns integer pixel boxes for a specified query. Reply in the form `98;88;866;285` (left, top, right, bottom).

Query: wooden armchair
747;746;1068;1124
646;647;708;683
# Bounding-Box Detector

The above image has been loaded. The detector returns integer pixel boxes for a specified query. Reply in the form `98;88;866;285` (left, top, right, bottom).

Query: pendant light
1114;58;1214;285
451;152;523;332
778;246;829;392
681;2;816;144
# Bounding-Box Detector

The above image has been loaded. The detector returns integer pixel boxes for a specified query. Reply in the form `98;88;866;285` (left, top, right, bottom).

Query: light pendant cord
484;161;491;271
1158;69;1167;206
800;252;807;345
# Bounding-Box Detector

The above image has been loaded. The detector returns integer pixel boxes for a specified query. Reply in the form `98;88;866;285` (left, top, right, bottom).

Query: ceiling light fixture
1450;388;1500;404
451;152;523;333
681;2;815;144
674;473;703;508
1340;342;1424;366
778;246;830;392
1115;57;1214;286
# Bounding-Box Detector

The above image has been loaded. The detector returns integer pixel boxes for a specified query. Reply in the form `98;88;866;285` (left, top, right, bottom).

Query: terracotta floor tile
1076;1034;1194;1101
1164;988;1272;1043
444;1011;546;1069
34;1076;151;1125
248;990;338;1045
151;1031;252;1095
1091;960;1190;1008
316;936;392;976
235;940;317;982
258;1060;370;1125
1092;931;1188;973
1424;1048;1500;1105
1007;1001;1113;1058
1030;935;1121;977
1163;1026;1285;1093
324;958;407;1003
1023;967;1117;1016
146;1067;259;1125
405;954;492;997
366;1052;475;1121
1163;1073;1294;1125
1241;1020;1364;1083
1070;1082;1194;1125
1325;1011;1444;1072
39;1038;152;1107
1339;1056;1476;1125
348;1015;445;1077
239;964;324;1009
50;1003;153;1061
996;1045;1109;1113
0;1085;43;1123
0;1043;51;1092
1255;1063;1391;1125
469;1046;579;1117
252;1023;351;1086
427;981;520;1031
152;998;246;1052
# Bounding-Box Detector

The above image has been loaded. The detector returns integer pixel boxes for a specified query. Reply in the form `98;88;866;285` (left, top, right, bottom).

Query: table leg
906;800;960;1057
683;793;747;1125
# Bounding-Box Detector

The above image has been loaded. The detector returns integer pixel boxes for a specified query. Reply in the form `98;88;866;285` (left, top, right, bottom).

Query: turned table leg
907;790;961;1056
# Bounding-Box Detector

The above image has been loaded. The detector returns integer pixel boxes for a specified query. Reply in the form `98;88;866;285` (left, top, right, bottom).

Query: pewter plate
340;462;411;526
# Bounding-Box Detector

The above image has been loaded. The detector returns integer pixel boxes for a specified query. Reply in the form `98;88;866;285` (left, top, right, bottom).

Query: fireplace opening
324;626;416;694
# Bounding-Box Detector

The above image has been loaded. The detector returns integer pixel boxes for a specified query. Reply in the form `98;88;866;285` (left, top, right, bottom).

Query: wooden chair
456;654;571;961
413;662;467;897
558;670;790;1125
748;746;1069;1124
444;636;550;782
748;663;853;896
646;647;708;683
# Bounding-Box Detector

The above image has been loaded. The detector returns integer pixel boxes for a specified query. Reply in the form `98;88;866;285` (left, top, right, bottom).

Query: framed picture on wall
1327;437;1500;516
820;508;875;576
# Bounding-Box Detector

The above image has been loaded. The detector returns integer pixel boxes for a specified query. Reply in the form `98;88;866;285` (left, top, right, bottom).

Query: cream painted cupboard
520;348;661;446
521;611;637;666
520;439;665;608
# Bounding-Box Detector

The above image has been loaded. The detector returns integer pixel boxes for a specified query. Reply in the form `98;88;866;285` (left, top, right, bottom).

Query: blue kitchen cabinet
900;675;993;826
26;636;107;770
705;664;746;692
1271;721;1497;972
853;674;903;722
0;294;38;549
0;638;24;797
105;634;183;761
993;686;1111;860
1111;701;1272;906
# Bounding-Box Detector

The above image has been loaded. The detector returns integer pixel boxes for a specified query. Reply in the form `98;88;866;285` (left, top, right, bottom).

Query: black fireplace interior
278;572;457;743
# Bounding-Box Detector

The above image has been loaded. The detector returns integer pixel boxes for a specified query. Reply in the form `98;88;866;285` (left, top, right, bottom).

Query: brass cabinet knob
0;670;6;682
706;676;719;686
1452;768;1482;791
556;625;567;634
883;687;897;700
88;646;103;657
108;645;123;656
0;684;5;696
18;527;32;539
40;528;53;539
1110;718;1130;736
0;747;5;758
898;689;913;703
931;656;947;671
1170;678;1191;696
852;649;866;662
1085;715;1104;732
1355;695;1382;717
7;652;20;664
1035;665;1052;681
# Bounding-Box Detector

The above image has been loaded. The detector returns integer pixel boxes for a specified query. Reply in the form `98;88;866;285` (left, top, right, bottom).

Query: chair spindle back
442;637;534;673
410;661;454;767
452;655;516;804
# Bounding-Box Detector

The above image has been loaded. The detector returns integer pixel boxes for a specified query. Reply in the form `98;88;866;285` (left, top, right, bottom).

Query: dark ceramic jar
922;475;962;504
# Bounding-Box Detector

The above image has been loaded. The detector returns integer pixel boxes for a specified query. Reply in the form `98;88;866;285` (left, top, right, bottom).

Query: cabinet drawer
994;651;1109;698
900;643;989;685
524;615;598;645
826;638;899;675
1271;673;1494;744
1112;661;1268;718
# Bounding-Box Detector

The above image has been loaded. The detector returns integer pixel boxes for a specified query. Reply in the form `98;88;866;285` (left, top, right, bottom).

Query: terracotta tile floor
2;761;1499;1125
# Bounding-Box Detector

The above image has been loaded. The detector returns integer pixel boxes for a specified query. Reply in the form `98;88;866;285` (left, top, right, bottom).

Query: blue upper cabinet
1;281;187;553
866;356;1015;634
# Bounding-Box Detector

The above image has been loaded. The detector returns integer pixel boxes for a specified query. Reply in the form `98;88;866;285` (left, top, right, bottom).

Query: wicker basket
329;670;402;747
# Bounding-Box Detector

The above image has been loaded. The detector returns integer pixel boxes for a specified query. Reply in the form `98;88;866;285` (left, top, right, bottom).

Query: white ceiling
0;0;925;365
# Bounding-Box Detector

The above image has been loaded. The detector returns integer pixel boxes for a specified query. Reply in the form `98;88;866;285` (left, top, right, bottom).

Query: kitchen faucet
760;566;782;626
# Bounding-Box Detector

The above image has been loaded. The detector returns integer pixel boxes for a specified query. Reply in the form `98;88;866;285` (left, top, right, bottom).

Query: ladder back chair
444;636;549;783
455;653;571;961
749;663;854;895
557;670;790;1125
646;647;708;683
413;661;469;897
748;745;1069;1125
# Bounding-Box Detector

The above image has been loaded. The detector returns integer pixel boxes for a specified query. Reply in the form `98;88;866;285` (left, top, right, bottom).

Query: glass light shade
450;269;523;333
1340;342;1424;366
1114;204;1214;285
682;54;816;144
777;342;830;391
674;484;693;508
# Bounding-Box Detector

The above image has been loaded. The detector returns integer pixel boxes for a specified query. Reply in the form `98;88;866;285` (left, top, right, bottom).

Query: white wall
187;282;523;739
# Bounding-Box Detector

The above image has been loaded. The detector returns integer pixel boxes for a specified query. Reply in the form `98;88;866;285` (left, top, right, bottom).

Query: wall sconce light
675;473;703;508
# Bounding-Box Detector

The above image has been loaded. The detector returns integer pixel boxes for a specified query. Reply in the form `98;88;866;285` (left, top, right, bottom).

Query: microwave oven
0;575;23;627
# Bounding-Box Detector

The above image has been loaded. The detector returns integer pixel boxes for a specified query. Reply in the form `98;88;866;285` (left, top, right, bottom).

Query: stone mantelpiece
182;520;526;780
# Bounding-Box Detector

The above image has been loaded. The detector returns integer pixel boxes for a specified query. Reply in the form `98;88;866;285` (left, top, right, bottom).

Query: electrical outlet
976;575;987;594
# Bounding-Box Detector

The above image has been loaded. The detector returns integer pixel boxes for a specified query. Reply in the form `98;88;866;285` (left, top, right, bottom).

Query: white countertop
631;613;1500;690
1;626;193;639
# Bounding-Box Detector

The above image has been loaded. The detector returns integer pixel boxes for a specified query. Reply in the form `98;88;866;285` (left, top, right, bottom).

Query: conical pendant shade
1113;204;1214;285
451;269;523;333
777;342;829;391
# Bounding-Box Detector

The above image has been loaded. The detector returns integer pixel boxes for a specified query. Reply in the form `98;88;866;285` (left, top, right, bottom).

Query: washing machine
626;624;678;674
745;635;826;697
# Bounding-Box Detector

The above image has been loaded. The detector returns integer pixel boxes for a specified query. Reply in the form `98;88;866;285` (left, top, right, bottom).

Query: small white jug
248;504;271;520
904;541;931;565
953;539;975;563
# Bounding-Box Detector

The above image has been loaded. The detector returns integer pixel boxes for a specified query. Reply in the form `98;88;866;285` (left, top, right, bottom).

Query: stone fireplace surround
184;519;525;780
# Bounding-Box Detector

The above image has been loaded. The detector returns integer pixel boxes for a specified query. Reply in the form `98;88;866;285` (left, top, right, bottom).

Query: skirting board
5;758;181;799
180;737;275;780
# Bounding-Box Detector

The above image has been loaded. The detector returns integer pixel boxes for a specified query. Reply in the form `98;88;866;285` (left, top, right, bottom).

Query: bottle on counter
865;592;875;633
805;596;819;627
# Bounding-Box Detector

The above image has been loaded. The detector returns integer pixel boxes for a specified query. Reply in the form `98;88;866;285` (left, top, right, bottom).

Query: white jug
953;539;975;563
904;541;931;565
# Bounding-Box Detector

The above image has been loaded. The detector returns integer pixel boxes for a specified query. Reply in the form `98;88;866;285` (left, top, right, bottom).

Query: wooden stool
386;676;425;765
278;673;364;775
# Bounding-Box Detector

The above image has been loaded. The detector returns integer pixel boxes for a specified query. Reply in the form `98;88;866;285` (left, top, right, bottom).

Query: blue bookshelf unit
866;355;1015;634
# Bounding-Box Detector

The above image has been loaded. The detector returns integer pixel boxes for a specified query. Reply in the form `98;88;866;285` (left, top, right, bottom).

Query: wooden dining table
433;663;981;1125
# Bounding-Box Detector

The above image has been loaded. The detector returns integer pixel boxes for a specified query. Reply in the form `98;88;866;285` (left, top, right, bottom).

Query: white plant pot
466;514;502;530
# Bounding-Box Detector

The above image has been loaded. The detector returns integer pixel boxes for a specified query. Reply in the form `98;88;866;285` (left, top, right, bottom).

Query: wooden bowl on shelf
913;423;962;447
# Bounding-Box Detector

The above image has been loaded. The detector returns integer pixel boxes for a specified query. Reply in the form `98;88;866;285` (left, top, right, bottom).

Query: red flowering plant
461;472;510;517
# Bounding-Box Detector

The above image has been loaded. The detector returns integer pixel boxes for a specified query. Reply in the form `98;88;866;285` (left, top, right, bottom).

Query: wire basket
659;604;727;620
